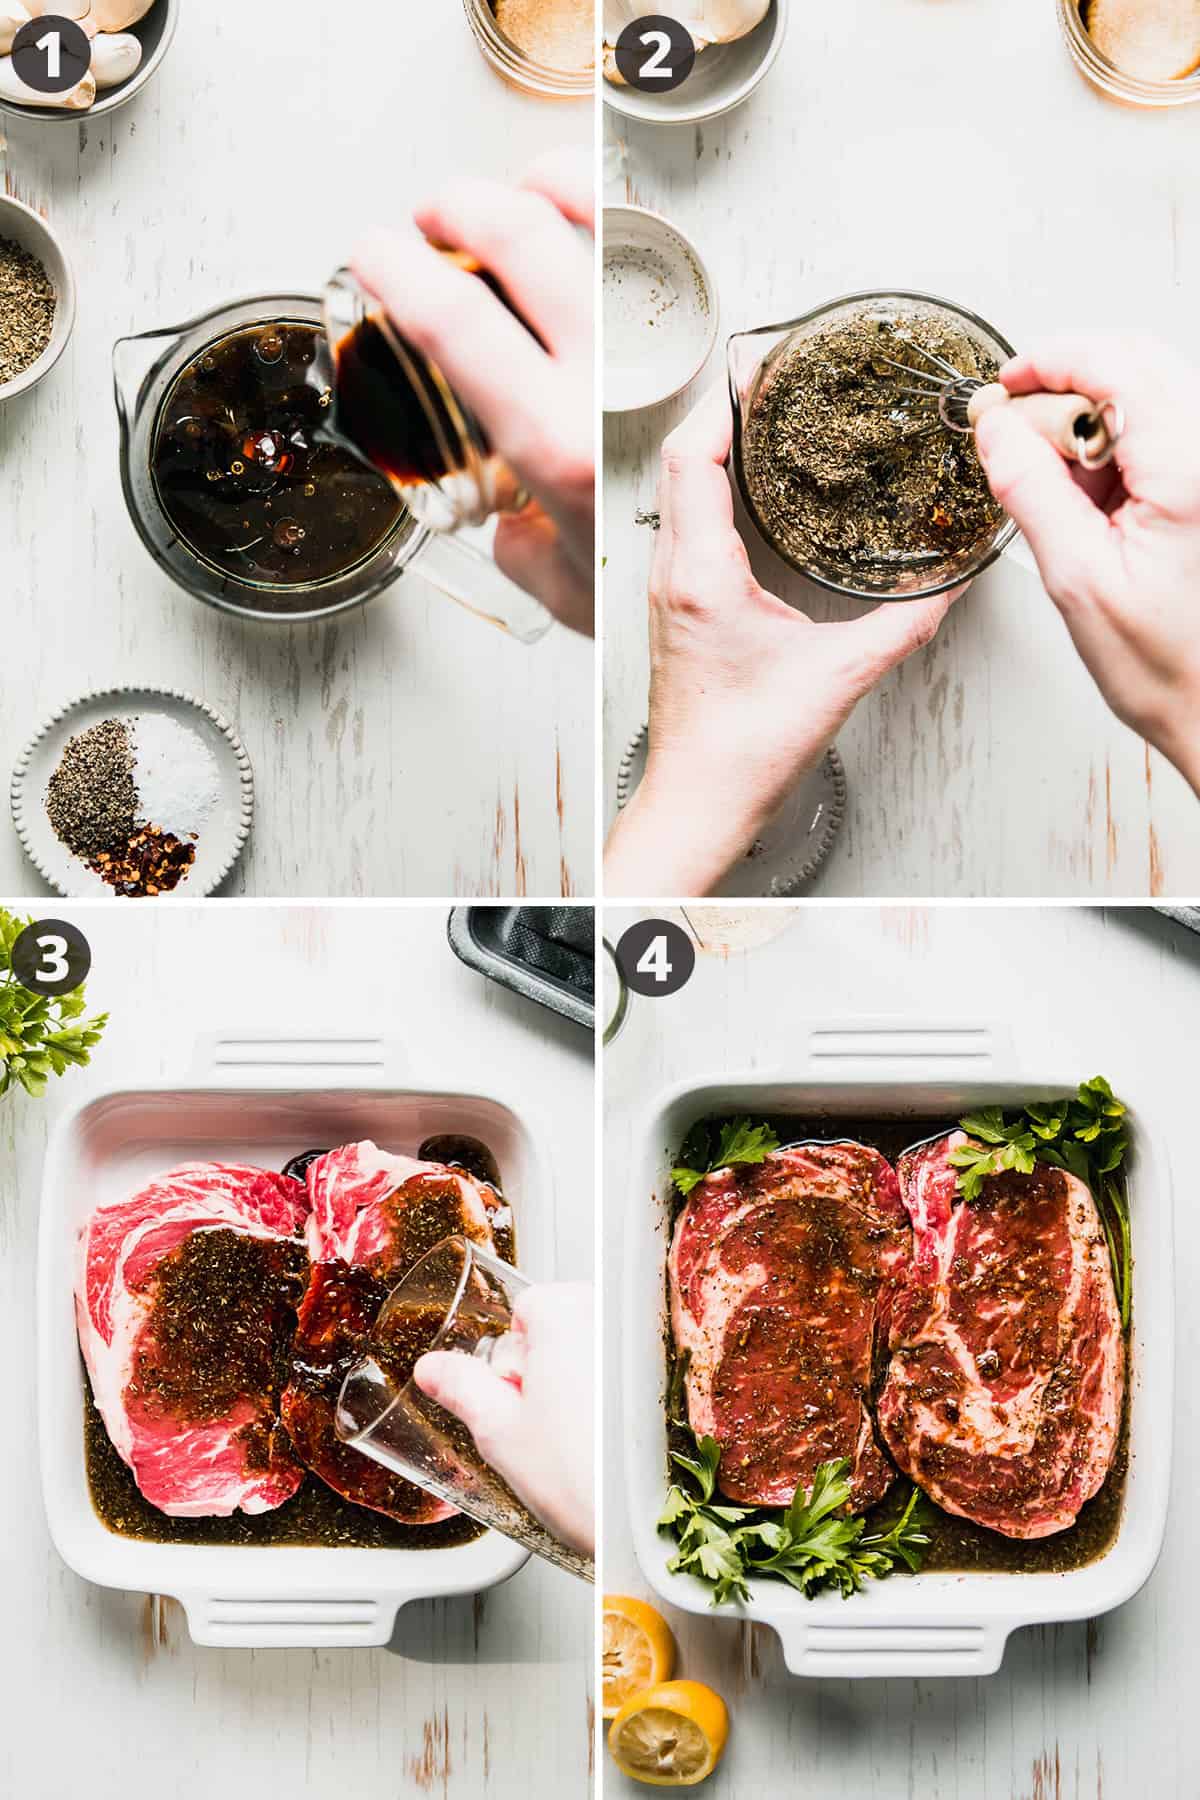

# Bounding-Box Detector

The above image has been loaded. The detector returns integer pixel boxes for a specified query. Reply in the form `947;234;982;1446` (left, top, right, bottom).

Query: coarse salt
131;713;221;841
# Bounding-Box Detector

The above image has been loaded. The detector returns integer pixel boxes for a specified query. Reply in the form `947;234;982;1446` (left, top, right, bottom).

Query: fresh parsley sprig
949;1076;1131;1325
657;1430;929;1606
0;909;107;1100
672;1117;780;1197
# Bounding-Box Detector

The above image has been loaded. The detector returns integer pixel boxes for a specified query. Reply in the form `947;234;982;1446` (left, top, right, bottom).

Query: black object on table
447;908;595;1029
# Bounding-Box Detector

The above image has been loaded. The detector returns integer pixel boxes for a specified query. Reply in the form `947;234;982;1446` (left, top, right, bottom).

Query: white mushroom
0;7;29;57
25;0;91;16
89;0;154;30
90;28;140;87
0;52;94;106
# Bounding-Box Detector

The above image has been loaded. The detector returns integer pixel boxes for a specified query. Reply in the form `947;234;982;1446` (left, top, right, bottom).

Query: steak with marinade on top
280;1139;508;1524
668;1140;912;1508
76;1163;310;1517
877;1131;1124;1539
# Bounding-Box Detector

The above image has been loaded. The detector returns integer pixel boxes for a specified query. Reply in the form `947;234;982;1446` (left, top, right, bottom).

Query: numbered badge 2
613;14;697;93
615;919;696;998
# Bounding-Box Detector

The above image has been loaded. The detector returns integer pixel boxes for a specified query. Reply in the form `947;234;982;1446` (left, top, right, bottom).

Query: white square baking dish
625;1020;1173;1678
39;1033;551;1649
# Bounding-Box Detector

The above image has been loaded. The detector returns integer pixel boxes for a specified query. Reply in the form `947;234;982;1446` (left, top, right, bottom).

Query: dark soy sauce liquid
665;1112;1130;1577
151;321;405;588
331;314;464;490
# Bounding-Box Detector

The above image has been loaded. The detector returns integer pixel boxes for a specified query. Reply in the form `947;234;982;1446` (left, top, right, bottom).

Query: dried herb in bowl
0;237;56;389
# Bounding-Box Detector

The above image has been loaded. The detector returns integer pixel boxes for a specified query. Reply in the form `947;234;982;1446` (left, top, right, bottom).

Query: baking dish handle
180;1593;402;1649
189;1032;405;1087
800;1020;1020;1079
771;1618;1013;1679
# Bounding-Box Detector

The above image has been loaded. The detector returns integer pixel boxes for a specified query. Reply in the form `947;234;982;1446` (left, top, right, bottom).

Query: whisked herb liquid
742;305;1005;592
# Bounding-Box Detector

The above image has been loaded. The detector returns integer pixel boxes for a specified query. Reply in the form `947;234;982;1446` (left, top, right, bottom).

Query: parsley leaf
657;1431;929;1608
0;909;107;1102
672;1116;780;1196
953;1077;1131;1325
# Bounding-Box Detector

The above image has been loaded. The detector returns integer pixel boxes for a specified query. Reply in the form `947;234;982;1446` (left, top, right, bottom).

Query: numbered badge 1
615;919;696;998
11;920;92;997
11;13;93;95
613;14;697;94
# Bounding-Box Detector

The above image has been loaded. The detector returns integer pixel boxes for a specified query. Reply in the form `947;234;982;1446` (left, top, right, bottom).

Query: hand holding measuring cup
974;335;1200;797
414;1281;595;1560
336;1238;594;1576
350;148;595;637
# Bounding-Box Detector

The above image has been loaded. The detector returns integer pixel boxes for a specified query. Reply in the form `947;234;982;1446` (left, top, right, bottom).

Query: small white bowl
0;195;75;401
603;0;788;126
604;204;718;412
0;0;178;123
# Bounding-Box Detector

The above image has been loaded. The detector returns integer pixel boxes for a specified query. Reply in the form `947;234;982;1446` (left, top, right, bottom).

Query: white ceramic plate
617;722;846;894
604;205;718;411
10;685;253;898
603;0;788;125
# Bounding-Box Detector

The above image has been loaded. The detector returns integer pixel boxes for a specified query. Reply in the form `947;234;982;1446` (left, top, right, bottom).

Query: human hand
414;1282;594;1558
352;148;595;636
974;336;1200;795
603;385;960;897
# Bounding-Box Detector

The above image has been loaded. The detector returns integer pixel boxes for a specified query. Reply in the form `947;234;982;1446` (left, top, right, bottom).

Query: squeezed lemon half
602;1595;677;1720
607;1679;729;1787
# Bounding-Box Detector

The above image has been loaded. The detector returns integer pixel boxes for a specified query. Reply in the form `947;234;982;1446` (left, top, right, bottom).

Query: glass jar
462;0;594;99
1057;0;1200;107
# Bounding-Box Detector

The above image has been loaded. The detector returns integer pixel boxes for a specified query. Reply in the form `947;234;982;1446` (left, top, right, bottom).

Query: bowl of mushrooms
603;0;788;124
0;0;178;120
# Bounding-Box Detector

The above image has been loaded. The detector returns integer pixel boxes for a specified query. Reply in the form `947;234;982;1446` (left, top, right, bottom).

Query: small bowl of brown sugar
464;0;594;97
0;196;75;402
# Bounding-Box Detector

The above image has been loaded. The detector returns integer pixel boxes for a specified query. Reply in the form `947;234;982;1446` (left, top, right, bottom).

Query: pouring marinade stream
661;1082;1131;1605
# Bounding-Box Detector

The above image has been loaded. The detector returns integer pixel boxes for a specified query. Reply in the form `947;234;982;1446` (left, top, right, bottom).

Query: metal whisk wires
879;342;980;435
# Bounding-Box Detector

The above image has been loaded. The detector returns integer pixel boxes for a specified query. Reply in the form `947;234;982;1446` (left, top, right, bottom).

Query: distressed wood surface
0;1;593;899
603;0;1200;896
0;901;594;1798
603;903;1199;1798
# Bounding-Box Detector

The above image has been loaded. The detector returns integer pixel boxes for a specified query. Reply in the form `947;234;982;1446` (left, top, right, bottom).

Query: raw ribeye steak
76;1163;309;1517
668;1140;911;1508
877;1131;1124;1539
281;1139;506;1524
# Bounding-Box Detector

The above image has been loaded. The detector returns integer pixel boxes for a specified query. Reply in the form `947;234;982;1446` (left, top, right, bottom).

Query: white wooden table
0;901;594;1798
603;0;1200;897
603;902;1199;1798
0;0;593;899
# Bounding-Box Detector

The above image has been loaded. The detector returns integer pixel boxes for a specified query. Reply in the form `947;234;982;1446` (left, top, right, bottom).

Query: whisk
881;342;1124;470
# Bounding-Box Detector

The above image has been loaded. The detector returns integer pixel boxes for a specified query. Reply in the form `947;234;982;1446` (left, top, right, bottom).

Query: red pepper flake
90;823;197;898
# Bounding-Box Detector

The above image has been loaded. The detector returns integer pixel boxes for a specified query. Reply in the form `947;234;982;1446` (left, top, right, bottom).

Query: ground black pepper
742;306;1005;590
45;719;138;861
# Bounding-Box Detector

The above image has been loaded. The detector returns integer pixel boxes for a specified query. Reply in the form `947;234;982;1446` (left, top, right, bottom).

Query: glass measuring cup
323;266;528;533
336;1234;594;1582
114;293;551;638
728;289;1019;602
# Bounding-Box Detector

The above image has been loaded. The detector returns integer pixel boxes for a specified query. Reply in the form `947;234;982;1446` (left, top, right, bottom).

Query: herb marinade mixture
743;305;1004;586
